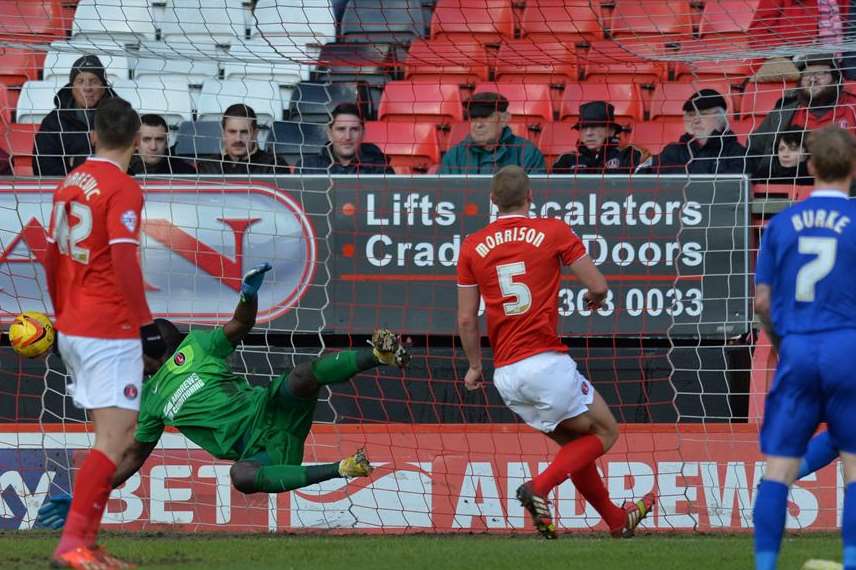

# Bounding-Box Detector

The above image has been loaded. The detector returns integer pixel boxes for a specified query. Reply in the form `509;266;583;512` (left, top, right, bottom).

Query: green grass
0;532;843;570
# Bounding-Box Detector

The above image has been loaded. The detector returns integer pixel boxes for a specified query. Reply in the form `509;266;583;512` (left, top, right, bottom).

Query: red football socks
571;461;625;531
54;449;117;556
532;434;604;497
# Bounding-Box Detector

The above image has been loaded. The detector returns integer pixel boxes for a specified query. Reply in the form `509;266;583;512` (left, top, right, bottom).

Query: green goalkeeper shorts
240;372;318;466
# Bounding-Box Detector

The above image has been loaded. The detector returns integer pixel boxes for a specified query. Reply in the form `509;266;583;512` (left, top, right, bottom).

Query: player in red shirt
457;166;655;539
44;97;166;570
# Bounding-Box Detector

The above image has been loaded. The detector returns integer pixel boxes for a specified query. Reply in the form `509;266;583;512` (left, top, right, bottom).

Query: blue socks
798;432;839;480
754;479;789;570
844;482;856;570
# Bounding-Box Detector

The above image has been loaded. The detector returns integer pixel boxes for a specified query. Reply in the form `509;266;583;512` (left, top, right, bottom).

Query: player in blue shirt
753;126;856;570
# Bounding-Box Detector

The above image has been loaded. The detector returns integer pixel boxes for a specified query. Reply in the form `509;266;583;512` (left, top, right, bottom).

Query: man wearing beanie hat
748;53;856;178
553;101;646;173
439;92;546;174
637;89;746;175
34;54;117;176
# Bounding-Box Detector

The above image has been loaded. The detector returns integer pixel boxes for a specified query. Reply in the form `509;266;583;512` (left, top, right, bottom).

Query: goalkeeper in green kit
36;262;410;529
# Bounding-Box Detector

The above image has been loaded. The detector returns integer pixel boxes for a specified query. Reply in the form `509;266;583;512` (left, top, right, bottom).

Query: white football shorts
493;351;595;433
57;333;143;411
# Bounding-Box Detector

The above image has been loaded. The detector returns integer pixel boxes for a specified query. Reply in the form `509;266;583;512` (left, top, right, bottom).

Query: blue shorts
761;330;856;457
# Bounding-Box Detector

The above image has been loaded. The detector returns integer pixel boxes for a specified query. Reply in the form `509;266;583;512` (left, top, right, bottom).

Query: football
8;312;55;359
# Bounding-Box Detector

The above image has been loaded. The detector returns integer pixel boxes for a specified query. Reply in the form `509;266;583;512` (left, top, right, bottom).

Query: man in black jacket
637;89;747;175
553;101;644;173
196;104;289;175
33;55;117;176
128;114;196;176
294;103;393;174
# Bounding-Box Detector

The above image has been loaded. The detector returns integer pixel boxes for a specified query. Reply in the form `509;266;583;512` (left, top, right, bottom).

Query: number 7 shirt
46;157;146;340
457;215;587;367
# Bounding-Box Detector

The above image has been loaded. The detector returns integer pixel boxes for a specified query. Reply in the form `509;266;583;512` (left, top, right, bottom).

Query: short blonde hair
491;165;529;212
808;126;856;182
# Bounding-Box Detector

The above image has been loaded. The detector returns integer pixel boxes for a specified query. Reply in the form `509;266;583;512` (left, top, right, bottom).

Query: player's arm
456;244;484;391
754;284;780;352
111;438;157;488
223;262;272;346
754;224;779;351
570;255;608;309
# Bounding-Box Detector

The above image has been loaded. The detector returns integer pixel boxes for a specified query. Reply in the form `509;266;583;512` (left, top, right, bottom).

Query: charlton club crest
174;352;186;366
124;384;139;400
581;381;590;396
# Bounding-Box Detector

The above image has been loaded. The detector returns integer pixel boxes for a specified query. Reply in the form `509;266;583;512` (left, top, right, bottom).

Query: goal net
0;0;846;534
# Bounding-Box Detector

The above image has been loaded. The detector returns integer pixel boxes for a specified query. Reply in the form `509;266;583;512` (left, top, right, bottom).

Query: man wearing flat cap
34;55;117;176
748;53;856;179
553;101;645;173
439;92;545;174
637;88;746;175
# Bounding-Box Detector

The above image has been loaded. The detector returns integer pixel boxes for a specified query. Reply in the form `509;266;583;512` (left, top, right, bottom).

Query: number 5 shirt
457;215;587;367
46;157;147;339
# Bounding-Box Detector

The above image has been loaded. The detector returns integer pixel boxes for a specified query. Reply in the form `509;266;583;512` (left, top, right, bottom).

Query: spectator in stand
196;104;288;175
751;130;813;185
0;148;12;176
552;101;645;173
34;55;117;176
294;103;392;174
748;53;856;175
128;114;195;176
439;92;545;174
637;89;746;175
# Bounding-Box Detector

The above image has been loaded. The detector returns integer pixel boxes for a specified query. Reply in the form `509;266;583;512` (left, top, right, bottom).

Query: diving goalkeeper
37;262;410;528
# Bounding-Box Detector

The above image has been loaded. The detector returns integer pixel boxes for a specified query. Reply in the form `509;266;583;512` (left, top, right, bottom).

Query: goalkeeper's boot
339;448;374;478
91;546;137;570
516;482;557;539
369;329;411;368
611;491;656;538
51;546;111;570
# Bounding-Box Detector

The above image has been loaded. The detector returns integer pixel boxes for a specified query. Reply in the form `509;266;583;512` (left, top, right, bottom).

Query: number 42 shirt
457;215;587;367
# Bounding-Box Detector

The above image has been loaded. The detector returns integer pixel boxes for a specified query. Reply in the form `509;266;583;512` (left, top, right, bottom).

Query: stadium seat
538;122;579;171
770;0;818;47
72;0;157;41
608;1;695;42
288;82;365;123
378;80;463;123
135;43;221;85
340;0;427;45
649;81;737;120
158;0;247;44
520;0;603;43
173;120;222;157
363;120;441;171
267;120;327;166
0;48;45;89
494;40;576;85
730;116;760;146
698;0;758;37
313;43;398;86
560;82;643;123
112;79;194;128
198;79;287;126
579;40;668;83
4;123;39;176
0;0;65;42
430;0;515;44
43;40;133;83
404;40;490;84
741;81;792;118
252;0;336;49
629;119;685;155
671;56;757;83
17;78;66;124
225;39;311;85
473;82;554;124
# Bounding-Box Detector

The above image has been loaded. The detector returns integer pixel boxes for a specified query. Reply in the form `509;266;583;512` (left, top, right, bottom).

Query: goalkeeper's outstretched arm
223;262;272;346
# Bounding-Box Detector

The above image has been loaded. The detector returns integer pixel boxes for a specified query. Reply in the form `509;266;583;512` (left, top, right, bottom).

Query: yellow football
8;312;55;359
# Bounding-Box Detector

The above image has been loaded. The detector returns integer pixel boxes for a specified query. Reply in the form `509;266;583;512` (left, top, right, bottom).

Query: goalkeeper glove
240;262;272;301
140;322;166;359
34;494;72;529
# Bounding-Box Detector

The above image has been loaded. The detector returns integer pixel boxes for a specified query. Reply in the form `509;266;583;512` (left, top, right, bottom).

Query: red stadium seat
771;1;818;47
699;0;759;36
0;1;65;42
378;80;464;123
363;121;441;171
730;116;761;146
0;48;44;89
629;119;686;156
649;81;737;120
520;0;603;43
538;122;579;171
3;123;38;176
579;40;668;83
609;1;695;42
473;82;554;124
430;0;515;44
560;82;643;123
741;81;793;118
494;40;577;85
404;40;491;84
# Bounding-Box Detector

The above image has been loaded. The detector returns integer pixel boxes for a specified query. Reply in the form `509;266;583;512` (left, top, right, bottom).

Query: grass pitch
0;532;842;569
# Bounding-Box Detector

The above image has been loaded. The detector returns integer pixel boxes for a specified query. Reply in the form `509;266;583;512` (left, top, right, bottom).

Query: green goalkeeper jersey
135;328;267;460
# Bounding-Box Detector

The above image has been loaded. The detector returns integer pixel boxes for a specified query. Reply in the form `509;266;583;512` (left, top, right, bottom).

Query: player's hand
33;494;72;530
464;366;484;391
583;290;606;311
240;262;273;300
140;322;166;359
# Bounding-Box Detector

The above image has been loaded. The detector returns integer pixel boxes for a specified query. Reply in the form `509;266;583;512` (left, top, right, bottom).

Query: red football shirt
457;215;587;367
47;158;147;339
789;91;856;131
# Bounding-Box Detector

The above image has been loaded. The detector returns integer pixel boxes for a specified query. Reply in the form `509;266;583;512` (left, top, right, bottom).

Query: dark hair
807;126;856;182
777;130;806;149
94;97;141;150
140;113;168;131
222;104;257;129
491;165;529;212
330;102;363;125
154;318;185;358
